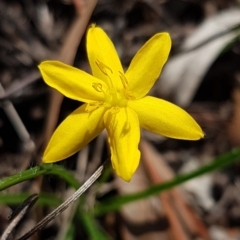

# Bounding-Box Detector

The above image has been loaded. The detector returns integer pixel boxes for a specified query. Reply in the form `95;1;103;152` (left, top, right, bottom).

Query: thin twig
44;0;98;144
0;71;40;101
17;161;107;240
34;0;98;209
0;84;35;151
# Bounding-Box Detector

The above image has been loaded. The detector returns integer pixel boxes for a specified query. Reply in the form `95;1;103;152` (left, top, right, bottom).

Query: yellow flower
39;25;203;182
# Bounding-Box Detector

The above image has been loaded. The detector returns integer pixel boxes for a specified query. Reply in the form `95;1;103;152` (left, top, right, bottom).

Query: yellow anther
109;106;120;114
95;60;113;76
85;102;103;112
125;91;135;100
92;83;103;92
119;72;128;89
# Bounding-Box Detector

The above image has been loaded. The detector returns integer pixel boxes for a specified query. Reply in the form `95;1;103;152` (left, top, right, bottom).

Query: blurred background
1;0;240;239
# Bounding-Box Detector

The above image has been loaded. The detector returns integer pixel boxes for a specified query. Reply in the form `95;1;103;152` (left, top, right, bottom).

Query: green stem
0;164;80;191
0;193;62;207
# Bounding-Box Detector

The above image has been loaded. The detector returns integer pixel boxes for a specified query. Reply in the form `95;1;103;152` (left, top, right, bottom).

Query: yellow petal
39;61;107;103
104;107;140;182
125;33;171;99
128;96;204;140
87;25;124;90
43;104;105;163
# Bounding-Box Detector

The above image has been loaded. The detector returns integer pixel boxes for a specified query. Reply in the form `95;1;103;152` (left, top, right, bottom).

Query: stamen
108;106;120;114
92;83;103;92
85;102;103;112
95;60;115;89
125;91;136;100
95;60;113;76
119;72;128;89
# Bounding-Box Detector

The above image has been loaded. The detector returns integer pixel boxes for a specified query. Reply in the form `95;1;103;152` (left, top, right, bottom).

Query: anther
95;60;113;76
85;102;103;112
119;72;128;89
109;106;120;114
126;91;135;100
92;83;103;92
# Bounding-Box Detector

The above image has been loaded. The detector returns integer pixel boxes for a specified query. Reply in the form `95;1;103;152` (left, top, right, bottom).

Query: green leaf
94;148;240;215
80;211;112;240
0;193;62;207
0;164;80;191
64;223;75;240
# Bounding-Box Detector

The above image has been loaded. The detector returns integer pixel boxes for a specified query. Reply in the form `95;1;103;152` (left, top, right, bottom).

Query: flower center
91;60;132;109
